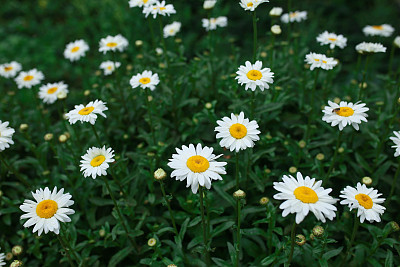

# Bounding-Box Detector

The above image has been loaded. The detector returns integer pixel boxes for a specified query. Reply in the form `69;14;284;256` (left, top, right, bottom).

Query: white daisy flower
163;21;181;38
38;82;69;104
305;52;338;71
322;100;369;131
99;34;129;54
281;11;307;23
14;69;44;89
0;61;22;78
239;0;268;11
340;183;385;223
168;143;227;194
0;121;15;151
394;36;400;48
129;0;156;8
355;42;386;54
143;1;176;19
203;0;217;9
389;131;400;157
80;146;115;179
236;61;274;91
129;70;160;91
19;187;75;236
202;17;228;31
99;61;121;76
271;25;282;35
269;7;283;17
0;252;4;266
63;39;89;62
273;172;338;224
316;31;347;49
363;24;394;37
65;99;108;125
215;111;260;152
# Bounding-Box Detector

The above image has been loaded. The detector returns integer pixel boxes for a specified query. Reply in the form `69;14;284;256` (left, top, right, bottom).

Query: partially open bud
5;252;13;261
10;260;23;267
316;153;325;161
295;234;306;246
233;190;246;200
390;221;400;232
298;140;306;148
59;134;68;143
154;168;167;181
312;225;324;237
44;133;53;141
147;238;157;247
19;124;28;132
362;176;372;186
99;229;106;237
12;245;23;256
259;197;269;206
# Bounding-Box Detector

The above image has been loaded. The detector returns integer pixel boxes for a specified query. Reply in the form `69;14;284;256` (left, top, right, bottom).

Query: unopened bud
19;124;28;132
58;134;68;143
99;229;106;237
44;133;53;141
316;153;325;161
12;245;23;256
84;90;91;96
259;197;269;206
233;189;246;199
154;168;167;181
298;140;306;148
148;238;157;247
390;221;399;232
289;166;297;174
135;40;143;47
362;176;372;186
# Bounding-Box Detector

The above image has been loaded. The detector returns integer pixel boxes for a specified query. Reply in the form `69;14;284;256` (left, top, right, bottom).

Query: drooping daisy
163;21;181;38
168;143;227;194
80;146;115;179
269;7;283;17
14;69;44;89
0;251;4;266
316;31;347;49
143;1;176;19
19;187;75;236
130;70;160;91
305;53;338;71
129;0;156;8
340;183;385;223
63;39;89;62
203;0;217;9
322;100;369;131
99;34;129;54
0;61;22;78
202;17;228;31
65;99;108;125
236;61;274;91
281;11;307;23
355;42;386;54
0;121;15;151
215;111;260;152
38;82;69;104
363;24;394;37
389;131;400;157
239;0;268;11
273;172;337;224
99;61;121;76
394;36;400;48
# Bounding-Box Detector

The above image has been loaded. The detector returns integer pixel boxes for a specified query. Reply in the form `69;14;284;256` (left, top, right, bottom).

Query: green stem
235;152;239;190
388;159;400;201
340;213;359;267
158;16;169;67
267;205;275;254
199;186;210;265
60;226;81;263
305;68;321;141
251;90;256;119
324;131;342;182
144;89;156;146
358;55;371;100
252;10;257;62
112;54;128;113
57;234;76;267
147;18;156;48
235;198;242;267
159;180;179;236
110;166;127;197
287;221;297;265
0;153;30;187
388;45;395;77
90;124;102;146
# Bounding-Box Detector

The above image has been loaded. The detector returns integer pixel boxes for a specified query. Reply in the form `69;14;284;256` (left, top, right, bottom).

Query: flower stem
57;234;76;267
199;186;210;265
250;90;256;119
90;124;102;146
158;16;169;67
252;10;257;62
287;221;297;265
339;213;359;267
235;198;242;267
159;180;179;236
324;131;342;182
144;89;156;146
388;159;400;202
0;153;30;187
60;225;81;263
388;44;395;77
305;68;321;141
358;55;371;100
235;152;239;190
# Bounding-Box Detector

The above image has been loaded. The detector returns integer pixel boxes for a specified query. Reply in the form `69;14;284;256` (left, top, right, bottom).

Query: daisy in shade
394;36;400;48
19;187;75;236
63;39;89;62
163;21;181;38
14;69;44;89
340;183;385;223
215;111;260;152
129;0;156;8
143;1;176;19
99;61;121;76
389;131;400;157
0;61;22;78
0;251;4;266
202;17;228;31
273;172;337;224
355;42;386;54
80;146;115;179
99;34;129;54
203;0;217;9
0;121;15;151
236;61;274;91
281;11;307;23
130;70;160;90
239;0;268;11
168;143;227;194
363;24;394;37
316;31;347;49
305;53;338;70
38;82;69;104
322;100;369;131
65;99;108;125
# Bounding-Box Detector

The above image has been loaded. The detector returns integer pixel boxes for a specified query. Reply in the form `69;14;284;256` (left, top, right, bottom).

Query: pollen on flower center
229;123;248;139
143;0;148;2
24;75;34;81
47;87;58;94
90;155;106;167
355;193;373;209
372;25;383;30
139;77;151;84
322;60;327;63
335;107;354;117
78;106;95;115
314;59;320;62
247;2;253;7
293;186;319;203
186;155;210;173
36;200;58;218
246;70;262;81
106;42;118;47
71;46;80;52
107;66;112;70
4;66;13;71
328;38;337;42
290;12;297;18
160;7;166;10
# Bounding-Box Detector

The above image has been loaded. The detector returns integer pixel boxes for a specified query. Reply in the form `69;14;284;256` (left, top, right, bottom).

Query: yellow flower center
246;70;262;81
106;42;118;47
36;200;58;218
90;155;106;167
47;87;58;94
314;59;320;62
293;186;319;203
355;193;373;209
107;66;112;70
328;38;337;42
78;106;95;115
4;66;13;71
71;46;80;52
143;0;148;3
322;60;327;63
160;7;166;10
229;123;248;139
289;12;297;18
186;155;210;173
372;25;383;30
139;77;151;84
334;107;354;117
170;29;174;33
24;75;34;81
154;6;166;10
247;2;253;7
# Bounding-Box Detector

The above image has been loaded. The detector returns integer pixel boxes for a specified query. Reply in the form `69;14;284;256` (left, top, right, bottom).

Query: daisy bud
175;38;182;43
154;168;167;181
5;252;13;261
12;245;23;256
205;102;212;109
298;140;306;148
289;166;297;174
271;25;282;35
147;95;153;102
167;265;177;267
44;133;53;141
275;86;282;90
362;176;372;186
233;189;246;200
312;225;324;237
333;97;341;104
99;229;106;237
203;0;216;9
266;133;272;139
316;153;325;161
136;54;144;59
158;141;165;146
159;63;166;69
63;132;71;139
137;143;144;149
260;51;267;58
148;238;157;247
8;91;15;96
390;221;400;232
295;234;306;246
95;70;102;76
84;90;91;96
269;7;283;17
10;260;23;267
397;97;400;104
42;170;50;176
135;40;143;47
264;168;271;174
156;48;163;55
126;64;133;71
147;152;155;157
123;134;129;139
309;233;315;241
259;197;269;206
92;83;99;89
58;134;68;143
359;82;367;89
19;124;28;132
338;147;345;153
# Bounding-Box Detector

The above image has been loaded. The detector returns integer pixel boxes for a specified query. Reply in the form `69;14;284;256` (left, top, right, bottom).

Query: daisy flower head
269;7;283;17
239;0;269;12
63;39;89;62
65;99;108;125
281;11;307;23
163;21;181;38
168;144;227;194
130;70;160;90
215;111;260;152
80;146;115;179
38;82;69;104
14;69;44;89
394;36;400;48
322;100;368;131
203;0;217;9
129;0;156;8
202;17;228;31
236;61;274;91
363;24;394;37
273;172;338;224
99;34;129;54
340;183;385;223
0;61;22;78
100;61;121;76
0;121;14;151
316;31;347;49
19;187;75;236
355;42;386;54
305;53;338;71
143;1;176;19
389;131;400;157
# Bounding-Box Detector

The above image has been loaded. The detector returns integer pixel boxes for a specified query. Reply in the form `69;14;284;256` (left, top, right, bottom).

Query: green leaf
108;247;134;267
385;250;393;267
322;246;343;260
